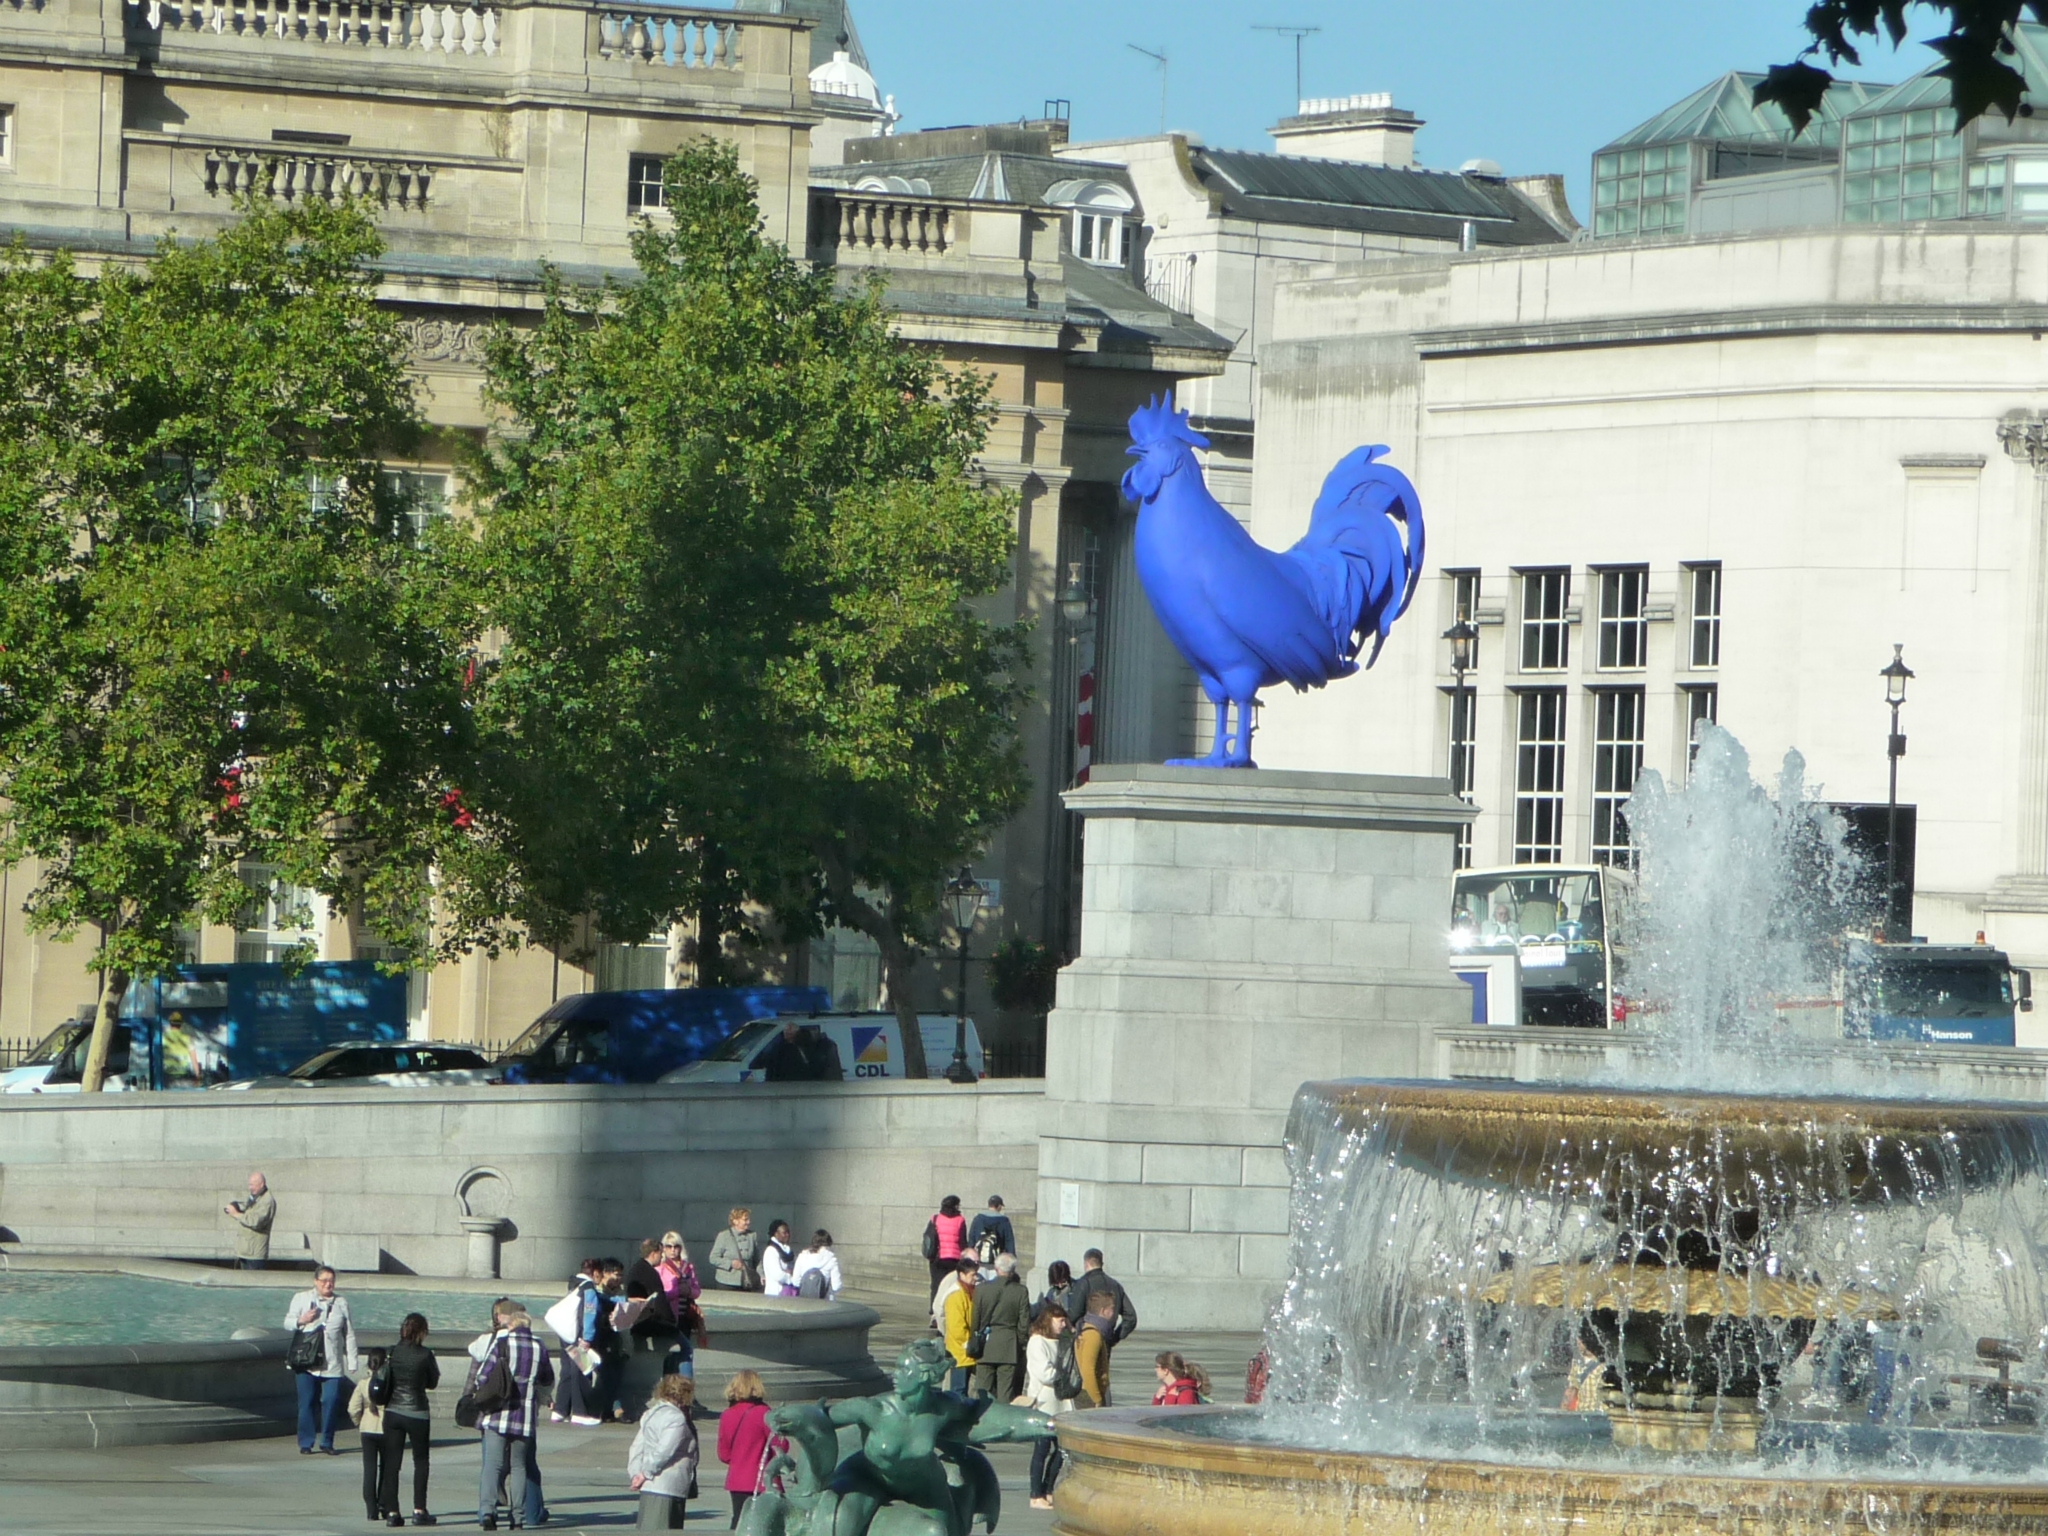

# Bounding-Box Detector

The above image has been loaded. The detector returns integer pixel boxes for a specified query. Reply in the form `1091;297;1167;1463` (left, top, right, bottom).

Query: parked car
1;1019;137;1095
217;1041;497;1090
660;1011;984;1084
493;986;832;1085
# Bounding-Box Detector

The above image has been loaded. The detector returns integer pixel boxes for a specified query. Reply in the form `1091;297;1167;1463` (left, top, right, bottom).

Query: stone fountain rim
1054;1405;2048;1513
1302;1077;2048;1129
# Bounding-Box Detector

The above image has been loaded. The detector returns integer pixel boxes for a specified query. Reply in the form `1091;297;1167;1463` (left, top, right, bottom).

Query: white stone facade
1251;226;2048;1041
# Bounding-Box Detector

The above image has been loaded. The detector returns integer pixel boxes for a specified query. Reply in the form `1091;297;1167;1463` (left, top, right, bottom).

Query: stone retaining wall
0;1081;1042;1283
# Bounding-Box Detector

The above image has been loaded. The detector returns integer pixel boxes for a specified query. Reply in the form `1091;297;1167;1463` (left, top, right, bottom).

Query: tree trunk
79;965;131;1094
815;844;929;1079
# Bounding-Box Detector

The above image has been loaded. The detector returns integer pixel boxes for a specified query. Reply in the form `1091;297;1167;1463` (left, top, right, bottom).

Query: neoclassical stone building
0;0;1227;1049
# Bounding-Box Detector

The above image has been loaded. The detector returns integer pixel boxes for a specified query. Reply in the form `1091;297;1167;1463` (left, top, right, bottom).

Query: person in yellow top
1074;1290;1116;1407
941;1258;980;1393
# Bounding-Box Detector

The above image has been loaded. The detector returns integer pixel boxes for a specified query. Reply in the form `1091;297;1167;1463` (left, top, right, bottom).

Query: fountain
1052;727;2048;1535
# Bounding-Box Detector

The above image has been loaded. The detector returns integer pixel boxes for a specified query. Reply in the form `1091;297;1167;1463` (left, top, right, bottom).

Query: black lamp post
943;866;985;1083
1881;644;1914;941
1444;620;1478;867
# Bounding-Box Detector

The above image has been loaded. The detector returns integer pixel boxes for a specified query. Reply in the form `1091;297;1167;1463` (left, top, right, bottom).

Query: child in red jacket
716;1370;777;1529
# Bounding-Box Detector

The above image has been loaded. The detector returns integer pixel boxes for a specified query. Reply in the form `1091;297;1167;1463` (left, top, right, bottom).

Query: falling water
1243;724;2048;1498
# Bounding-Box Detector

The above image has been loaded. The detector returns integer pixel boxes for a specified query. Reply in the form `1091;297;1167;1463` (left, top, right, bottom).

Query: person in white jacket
1023;1308;1074;1509
627;1373;699;1530
759;1220;796;1297
788;1229;843;1300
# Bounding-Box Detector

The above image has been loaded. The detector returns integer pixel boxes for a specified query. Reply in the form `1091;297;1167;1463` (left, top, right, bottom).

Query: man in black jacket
758;1022;843;1082
1063;1248;1137;1344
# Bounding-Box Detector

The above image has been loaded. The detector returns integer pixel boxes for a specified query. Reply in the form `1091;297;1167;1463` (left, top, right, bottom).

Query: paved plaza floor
0;1278;1263;1535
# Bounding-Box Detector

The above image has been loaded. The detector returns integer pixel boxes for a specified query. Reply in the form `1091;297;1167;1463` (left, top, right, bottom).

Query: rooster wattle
1120;396;1425;769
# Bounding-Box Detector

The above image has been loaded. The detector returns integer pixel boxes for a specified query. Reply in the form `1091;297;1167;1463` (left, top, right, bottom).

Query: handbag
455;1337;513;1428
921;1219;939;1263
287;1302;328;1374
965;1323;991;1361
544;1287;585;1346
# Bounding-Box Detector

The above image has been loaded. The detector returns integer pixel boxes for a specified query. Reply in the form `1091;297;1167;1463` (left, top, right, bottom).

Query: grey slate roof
1185;147;1568;246
1058;256;1237;361
813;153;1138;209
733;0;866;72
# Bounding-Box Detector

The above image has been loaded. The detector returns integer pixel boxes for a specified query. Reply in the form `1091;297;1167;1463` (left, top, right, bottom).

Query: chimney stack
1269;93;1422;168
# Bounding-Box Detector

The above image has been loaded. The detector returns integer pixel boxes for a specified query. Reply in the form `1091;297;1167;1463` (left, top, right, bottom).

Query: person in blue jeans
470;1303;555;1530
283;1266;359;1454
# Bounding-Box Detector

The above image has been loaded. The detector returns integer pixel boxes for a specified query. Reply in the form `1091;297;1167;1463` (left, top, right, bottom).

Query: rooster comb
1127;394;1210;452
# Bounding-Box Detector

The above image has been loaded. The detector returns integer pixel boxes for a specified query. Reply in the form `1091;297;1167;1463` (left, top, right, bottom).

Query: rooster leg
1166;676;1234;768
1224;692;1259;769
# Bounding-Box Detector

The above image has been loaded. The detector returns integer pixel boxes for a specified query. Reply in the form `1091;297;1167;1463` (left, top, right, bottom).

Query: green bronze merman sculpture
739;1337;1054;1536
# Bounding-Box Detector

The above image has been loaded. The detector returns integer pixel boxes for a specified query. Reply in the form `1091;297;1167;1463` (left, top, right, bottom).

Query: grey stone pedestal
1036;765;1474;1331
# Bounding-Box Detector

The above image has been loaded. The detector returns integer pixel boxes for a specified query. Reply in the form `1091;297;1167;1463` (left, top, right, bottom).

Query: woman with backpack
789;1230;842;1300
1032;1260;1074;1323
549;1259;612;1424
1151;1352;1210;1406
923;1196;966;1301
349;1346;392;1522
1023;1308;1079;1509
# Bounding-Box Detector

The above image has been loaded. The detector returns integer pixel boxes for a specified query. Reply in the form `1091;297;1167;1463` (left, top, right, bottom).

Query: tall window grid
1686;685;1719;770
1514;689;1567;864
383;470;452;546
1687;562;1722;668
1592;142;1689;237
1595;566;1649;670
1519;569;1570;672
1446;686;1477;869
1448;569;1481;667
1591;689;1646;866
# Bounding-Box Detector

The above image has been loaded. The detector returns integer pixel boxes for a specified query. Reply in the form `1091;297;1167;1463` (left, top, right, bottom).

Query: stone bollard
460;1216;506;1279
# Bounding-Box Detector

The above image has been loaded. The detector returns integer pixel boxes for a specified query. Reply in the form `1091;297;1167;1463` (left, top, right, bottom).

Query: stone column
1035;765;1474;1329
1986;415;2048;945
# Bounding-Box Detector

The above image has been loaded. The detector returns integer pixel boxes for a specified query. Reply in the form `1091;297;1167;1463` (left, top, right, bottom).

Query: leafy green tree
467;142;1027;1073
0;200;474;1090
1761;2;2048;129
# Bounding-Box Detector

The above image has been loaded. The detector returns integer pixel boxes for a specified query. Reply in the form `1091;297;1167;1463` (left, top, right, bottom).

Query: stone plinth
1036;765;1473;1329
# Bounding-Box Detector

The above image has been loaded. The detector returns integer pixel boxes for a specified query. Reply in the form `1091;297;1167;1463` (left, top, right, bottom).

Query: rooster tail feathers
1292;444;1426;670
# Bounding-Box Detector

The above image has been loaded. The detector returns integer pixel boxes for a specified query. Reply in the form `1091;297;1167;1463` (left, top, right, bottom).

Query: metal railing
982;1034;1045;1080
0;1035;44;1070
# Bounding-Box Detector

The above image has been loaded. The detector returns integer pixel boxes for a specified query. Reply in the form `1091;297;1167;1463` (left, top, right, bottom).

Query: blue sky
853;1;1945;221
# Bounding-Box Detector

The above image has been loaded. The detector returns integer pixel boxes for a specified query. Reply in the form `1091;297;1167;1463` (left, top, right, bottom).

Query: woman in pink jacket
925;1195;967;1301
716;1370;775;1529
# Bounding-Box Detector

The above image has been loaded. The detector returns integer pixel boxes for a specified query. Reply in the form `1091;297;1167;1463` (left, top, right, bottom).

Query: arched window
1045;178;1137;267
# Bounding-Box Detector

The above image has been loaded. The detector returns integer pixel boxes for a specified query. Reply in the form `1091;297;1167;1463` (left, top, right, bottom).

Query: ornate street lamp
1881;644;1914;940
1444;620;1478;868
1058;562;1093;627
943;866;985;1083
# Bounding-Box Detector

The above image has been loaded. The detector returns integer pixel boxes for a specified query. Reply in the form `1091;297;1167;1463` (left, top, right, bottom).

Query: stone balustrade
125;0;499;55
810;189;959;261
592;8;739;68
204;145;433;207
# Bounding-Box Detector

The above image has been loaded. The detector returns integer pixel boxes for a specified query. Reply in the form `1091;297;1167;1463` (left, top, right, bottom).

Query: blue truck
1849;940;2034;1047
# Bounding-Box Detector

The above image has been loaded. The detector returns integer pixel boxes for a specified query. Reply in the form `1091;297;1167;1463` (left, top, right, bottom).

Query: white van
660;1012;984;1084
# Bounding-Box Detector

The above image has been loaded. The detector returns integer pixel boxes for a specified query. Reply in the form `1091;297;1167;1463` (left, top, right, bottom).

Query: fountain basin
1052;1407;2048;1536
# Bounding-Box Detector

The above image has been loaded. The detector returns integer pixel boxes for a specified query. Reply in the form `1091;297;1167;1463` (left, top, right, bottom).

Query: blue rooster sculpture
1121;396;1424;768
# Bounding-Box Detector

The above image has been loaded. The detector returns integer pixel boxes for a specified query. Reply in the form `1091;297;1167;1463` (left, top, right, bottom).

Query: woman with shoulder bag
926;1196;966;1301
1022;1309;1076;1509
284;1264;359;1455
656;1233;705;1379
759;1221;797;1298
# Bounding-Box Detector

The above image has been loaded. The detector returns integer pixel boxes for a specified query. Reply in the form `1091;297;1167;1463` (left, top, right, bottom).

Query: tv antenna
1253;24;1321;108
1128;43;1168;134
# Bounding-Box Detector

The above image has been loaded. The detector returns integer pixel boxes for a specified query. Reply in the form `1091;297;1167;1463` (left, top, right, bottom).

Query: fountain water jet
1051;726;2048;1536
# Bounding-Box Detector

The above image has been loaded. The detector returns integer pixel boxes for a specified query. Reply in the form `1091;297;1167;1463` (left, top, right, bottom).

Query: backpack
974;1229;1001;1267
921;1220;940;1263
797;1268;831;1300
367;1363;393;1408
1051;1333;1085;1400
